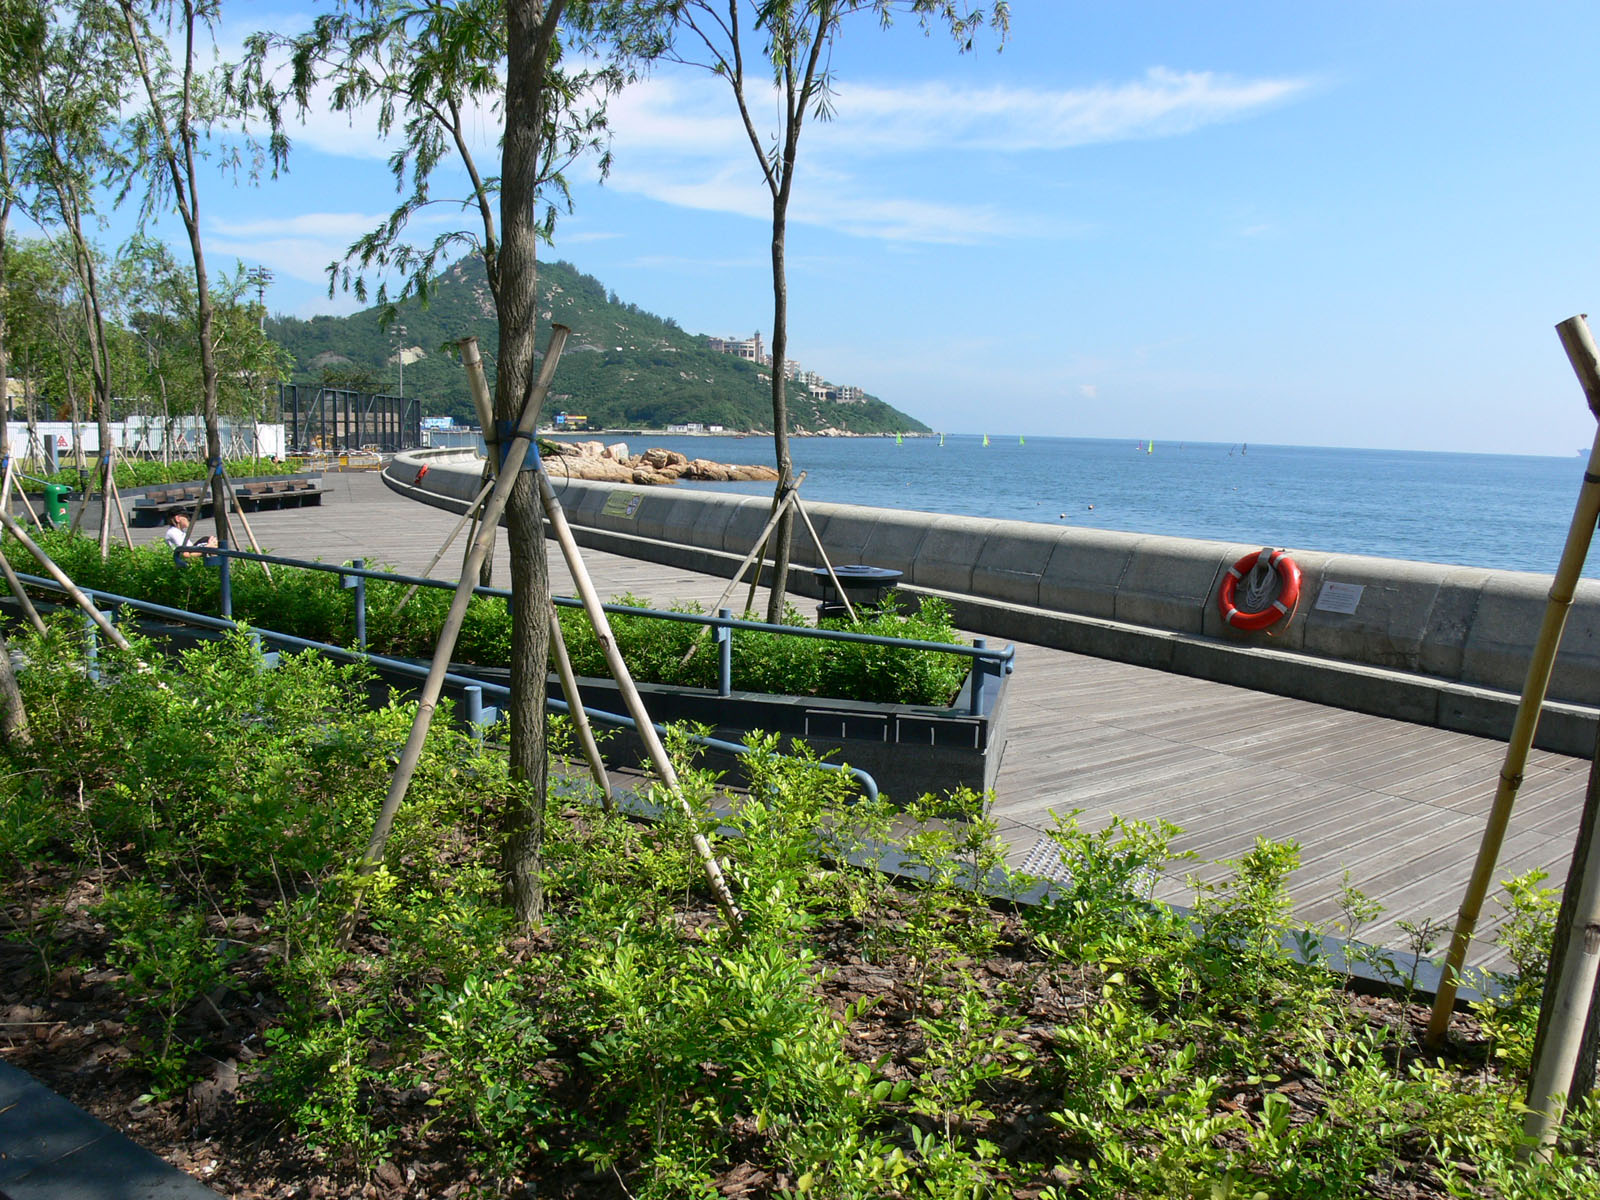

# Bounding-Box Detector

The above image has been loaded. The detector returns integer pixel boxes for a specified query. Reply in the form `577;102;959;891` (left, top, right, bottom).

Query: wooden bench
131;477;327;525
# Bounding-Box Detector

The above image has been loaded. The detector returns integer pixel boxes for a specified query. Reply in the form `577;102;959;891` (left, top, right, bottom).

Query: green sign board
602;491;644;519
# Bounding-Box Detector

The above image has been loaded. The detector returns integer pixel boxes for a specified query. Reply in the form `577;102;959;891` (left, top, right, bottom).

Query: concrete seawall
388;447;1600;755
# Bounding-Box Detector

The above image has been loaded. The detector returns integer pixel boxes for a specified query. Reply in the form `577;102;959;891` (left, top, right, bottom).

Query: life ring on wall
1218;548;1302;632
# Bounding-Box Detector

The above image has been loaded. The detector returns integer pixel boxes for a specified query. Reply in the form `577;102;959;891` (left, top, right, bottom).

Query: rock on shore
543;440;780;486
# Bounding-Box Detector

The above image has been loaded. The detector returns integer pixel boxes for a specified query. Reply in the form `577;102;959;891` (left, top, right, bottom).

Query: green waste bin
42;483;71;528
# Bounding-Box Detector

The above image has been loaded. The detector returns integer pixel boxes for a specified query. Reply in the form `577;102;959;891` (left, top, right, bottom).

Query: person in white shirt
163;512;216;553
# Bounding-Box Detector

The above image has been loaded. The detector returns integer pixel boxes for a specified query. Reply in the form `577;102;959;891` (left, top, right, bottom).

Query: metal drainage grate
1015;835;1158;899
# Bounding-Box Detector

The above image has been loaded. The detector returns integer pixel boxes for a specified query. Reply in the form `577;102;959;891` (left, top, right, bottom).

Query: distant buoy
1087;504;1094;510
1059;512;1066;518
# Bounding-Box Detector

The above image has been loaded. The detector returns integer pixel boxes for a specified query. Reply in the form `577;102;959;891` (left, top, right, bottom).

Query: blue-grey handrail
10;569;881;802
179;544;1017;669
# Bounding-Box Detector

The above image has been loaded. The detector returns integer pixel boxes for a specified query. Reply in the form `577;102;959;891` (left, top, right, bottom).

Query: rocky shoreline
542;440;780;485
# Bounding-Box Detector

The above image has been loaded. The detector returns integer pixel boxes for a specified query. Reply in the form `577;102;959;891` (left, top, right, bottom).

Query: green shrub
34;457;305;491
7;529;973;704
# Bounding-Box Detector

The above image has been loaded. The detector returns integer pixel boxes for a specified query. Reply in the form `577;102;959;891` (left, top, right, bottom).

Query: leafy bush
32;457;305;491
1;625;1596;1198
7;530;974;705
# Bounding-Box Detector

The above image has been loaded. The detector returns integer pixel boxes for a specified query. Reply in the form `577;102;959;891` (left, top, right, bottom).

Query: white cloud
821;69;1312;153
599;66;1310;244
1079;384;1098;400
209;211;391;240
606;66;1310;159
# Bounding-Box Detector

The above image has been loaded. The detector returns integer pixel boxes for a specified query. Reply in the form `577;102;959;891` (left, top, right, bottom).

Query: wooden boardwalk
122;471;1590;967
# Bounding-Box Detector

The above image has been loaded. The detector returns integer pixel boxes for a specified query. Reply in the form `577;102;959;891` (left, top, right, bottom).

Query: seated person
164;512;217;552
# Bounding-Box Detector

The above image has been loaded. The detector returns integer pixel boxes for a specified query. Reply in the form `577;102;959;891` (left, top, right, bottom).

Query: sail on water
982;433;990;447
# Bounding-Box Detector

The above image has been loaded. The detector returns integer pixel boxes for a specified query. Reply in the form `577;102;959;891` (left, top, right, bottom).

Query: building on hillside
707;332;765;364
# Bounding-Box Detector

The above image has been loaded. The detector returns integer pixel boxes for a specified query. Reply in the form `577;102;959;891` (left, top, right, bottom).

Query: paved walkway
119;471;1590;968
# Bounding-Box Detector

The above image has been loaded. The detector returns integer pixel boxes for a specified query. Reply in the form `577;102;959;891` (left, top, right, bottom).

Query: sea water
538;434;1595;578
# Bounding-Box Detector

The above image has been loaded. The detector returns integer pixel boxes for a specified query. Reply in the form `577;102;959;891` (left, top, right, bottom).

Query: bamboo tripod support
536;467;740;929
0;462;48;636
356;326;573;883
431;343;612;806
219;472;273;581
549;600;613;811
1426;314;1600;1045
1;463;42;528
389;476;497;617
0;509;136;654
1521;769;1600;1156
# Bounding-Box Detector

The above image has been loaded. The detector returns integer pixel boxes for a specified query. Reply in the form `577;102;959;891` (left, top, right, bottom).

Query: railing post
247;630;281;670
83;609;99;683
969;637;987;716
464;685;485;747
218;541;233;620
345;557;367;651
717;607;732;697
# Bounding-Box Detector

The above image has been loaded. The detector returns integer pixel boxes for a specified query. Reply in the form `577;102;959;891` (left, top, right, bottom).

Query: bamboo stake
1427;313;1600;1045
356;326;571;882
678;477;806;670
1521;781;1600;1157
219;472;273;582
792;492;858;623
549;602;612;810
105;472;134;552
714;474;805;618
0;509;134;653
1;459;42;528
0;547;47;637
461;339;498;587
390;476;496;617
536;467;742;931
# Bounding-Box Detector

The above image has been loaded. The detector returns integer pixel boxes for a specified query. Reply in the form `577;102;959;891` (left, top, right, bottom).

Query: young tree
1;236;78;462
117;0;247;542
0;5;38;469
239;0;616;923
8;1;132;552
620;1;1007;620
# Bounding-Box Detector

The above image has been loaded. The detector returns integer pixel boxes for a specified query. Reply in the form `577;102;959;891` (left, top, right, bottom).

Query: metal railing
13;567;883;802
179;544;1017;716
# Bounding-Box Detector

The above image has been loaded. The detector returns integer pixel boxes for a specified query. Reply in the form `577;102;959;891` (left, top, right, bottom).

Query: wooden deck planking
114;471;1591;970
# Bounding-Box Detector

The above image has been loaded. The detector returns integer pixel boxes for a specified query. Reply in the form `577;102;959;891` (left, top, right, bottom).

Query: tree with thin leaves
7;0;133;555
116;0;251;544
610;0;1007;621
237;0;618;924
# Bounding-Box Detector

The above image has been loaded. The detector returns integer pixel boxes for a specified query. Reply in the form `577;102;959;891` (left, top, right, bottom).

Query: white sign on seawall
1314;581;1365;615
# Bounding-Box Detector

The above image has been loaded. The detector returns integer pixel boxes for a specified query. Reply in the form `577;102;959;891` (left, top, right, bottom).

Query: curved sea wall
389;447;1600;754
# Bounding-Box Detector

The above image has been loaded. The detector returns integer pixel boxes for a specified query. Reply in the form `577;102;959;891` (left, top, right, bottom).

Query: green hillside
266;257;928;435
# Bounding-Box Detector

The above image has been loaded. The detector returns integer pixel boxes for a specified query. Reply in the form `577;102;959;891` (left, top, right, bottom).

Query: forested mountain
266;258;928;435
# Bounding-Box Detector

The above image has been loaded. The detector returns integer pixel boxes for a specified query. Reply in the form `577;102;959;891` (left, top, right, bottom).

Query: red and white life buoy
1218;548;1302;632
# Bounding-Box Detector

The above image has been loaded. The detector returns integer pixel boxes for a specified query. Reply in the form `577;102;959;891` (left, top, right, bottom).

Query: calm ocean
537;434;1597;578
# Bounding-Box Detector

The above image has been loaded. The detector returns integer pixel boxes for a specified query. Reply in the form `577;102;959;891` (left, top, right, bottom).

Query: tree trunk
495;0;563;926
0;630;29;748
764;197;795;623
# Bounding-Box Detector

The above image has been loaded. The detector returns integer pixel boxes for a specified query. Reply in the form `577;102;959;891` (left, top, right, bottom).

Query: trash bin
813;565;903;621
42;483;71;528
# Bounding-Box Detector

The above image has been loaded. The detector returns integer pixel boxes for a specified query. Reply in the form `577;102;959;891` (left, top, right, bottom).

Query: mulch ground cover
0;865;1511;1200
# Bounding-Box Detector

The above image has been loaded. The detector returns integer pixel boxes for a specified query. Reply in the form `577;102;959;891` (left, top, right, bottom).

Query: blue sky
96;2;1600;456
